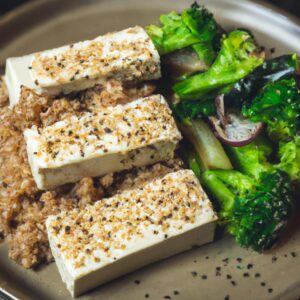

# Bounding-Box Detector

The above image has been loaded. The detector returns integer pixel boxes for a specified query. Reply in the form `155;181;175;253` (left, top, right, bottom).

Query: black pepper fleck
247;263;253;270
134;280;140;285
254;273;260;278
173;291;179;295
261;282;266;287
224;296;230;300
243;272;249;277
104;127;112;134
236;257;242;263
164;296;171;300
191;271;197;277
226;274;232;280
145;294;149;298
230;280;236;286
268;288;273;293
201;275;207;280
272;256;277;263
291;252;297;257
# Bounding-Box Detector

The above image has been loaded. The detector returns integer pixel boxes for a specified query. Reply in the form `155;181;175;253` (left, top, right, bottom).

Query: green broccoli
196;138;294;251
242;78;300;141
202;169;293;251
173;30;264;100
146;2;218;65
276;136;300;181
225;136;273;180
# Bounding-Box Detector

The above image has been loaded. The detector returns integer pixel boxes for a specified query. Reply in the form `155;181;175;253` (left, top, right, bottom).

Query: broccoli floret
276;136;300;181
225;137;273;180
173;30;264;100
242;78;300;141
202;139;293;251
183;133;294;251
146;2;218;64
202;169;293;251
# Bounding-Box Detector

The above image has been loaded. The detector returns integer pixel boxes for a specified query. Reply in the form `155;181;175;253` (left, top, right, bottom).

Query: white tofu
5;26;161;106
46;169;218;297
24;95;181;190
5;54;36;107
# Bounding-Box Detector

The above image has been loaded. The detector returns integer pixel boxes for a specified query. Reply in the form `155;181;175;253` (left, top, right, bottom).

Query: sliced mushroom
162;48;209;80
209;95;263;147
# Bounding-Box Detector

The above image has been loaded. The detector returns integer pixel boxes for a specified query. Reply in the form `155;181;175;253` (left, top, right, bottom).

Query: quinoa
0;78;181;269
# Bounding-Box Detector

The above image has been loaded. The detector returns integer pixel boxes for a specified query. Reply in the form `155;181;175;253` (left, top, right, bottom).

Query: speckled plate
0;0;300;299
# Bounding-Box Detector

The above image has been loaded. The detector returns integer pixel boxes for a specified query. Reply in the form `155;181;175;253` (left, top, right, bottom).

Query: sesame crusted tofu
46;169;218;297
5;26;160;106
24;94;182;190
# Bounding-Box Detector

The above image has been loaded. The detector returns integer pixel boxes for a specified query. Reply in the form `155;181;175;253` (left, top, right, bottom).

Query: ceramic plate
0;1;300;299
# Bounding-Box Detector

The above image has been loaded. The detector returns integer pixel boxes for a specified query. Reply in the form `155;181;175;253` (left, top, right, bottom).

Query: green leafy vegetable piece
276;136;300;181
173;30;264;100
242;78;300;141
225;54;298;106
146;2;218;62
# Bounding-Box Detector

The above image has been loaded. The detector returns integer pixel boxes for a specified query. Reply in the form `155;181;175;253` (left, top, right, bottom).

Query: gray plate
0;0;300;299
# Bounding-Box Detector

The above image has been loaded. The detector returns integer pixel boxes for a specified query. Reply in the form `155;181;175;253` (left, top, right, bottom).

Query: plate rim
0;0;300;47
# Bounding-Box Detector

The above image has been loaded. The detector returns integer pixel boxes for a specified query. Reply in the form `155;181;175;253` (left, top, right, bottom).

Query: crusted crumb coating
0;76;180;269
31;26;161;89
47;170;217;270
16;80;156;130
28;95;182;168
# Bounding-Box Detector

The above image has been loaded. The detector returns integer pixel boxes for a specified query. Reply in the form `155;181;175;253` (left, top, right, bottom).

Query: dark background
0;0;300;17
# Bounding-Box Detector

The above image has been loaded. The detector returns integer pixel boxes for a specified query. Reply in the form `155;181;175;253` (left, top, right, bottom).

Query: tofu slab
5;26;160;106
46;169;218;297
24;95;181;190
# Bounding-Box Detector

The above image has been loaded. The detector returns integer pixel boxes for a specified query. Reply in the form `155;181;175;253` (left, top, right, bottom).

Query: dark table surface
0;0;300;17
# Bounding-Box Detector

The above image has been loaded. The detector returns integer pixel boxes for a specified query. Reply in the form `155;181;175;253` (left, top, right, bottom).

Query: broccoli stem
202;171;235;212
179;143;203;179
180;119;233;170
